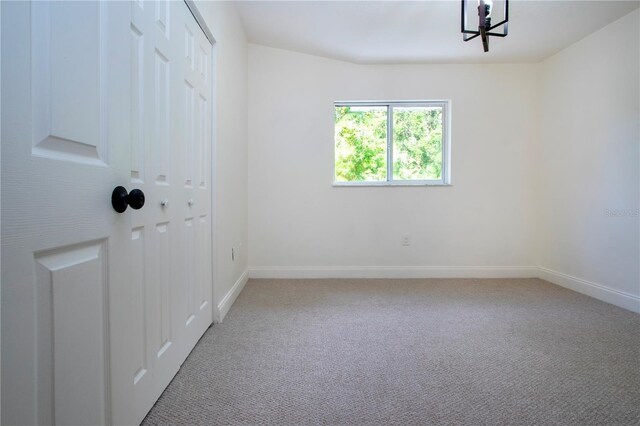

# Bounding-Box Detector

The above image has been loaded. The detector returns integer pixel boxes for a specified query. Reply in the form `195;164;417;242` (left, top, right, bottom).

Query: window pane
392;106;443;180
334;106;387;182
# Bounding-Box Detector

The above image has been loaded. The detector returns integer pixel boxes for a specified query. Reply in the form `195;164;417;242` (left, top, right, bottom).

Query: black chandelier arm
463;24;507;35
488;19;509;33
463;32;481;42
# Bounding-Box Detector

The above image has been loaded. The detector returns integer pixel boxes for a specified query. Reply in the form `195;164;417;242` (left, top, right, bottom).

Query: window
334;101;450;185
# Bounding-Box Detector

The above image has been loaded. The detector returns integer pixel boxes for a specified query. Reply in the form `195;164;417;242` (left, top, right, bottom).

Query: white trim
386;104;393;181
209;35;218;323
214;269;249;323
205;266;639;321
442;100;451;184
246;265;639;313
248;266;538;279
538;266;640;314
184;0;215;45
333;100;450;186
333;181;452;187
335;100;450;107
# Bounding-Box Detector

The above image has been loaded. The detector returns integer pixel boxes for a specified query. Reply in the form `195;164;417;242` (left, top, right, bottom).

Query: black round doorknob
112;186;145;213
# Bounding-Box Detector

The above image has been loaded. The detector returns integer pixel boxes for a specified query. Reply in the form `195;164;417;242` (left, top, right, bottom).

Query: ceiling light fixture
461;0;509;52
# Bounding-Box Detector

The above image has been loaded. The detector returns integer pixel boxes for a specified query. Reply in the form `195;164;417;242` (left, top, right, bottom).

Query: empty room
1;0;639;425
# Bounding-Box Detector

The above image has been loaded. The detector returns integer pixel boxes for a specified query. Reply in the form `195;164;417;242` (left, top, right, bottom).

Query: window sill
332;181;452;187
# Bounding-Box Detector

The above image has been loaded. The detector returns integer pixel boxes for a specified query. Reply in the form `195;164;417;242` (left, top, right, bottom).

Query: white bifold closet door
0;1;213;425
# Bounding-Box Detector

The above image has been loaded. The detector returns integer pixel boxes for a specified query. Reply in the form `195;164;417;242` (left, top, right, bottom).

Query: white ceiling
235;0;639;64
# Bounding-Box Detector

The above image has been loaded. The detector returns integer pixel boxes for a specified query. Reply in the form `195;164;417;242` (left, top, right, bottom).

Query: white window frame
333;100;451;187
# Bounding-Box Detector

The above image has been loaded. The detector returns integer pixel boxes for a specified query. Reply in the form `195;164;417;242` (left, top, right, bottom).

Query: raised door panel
131;24;145;183
130;227;150;387
184;24;195;72
153;222;173;359
196;93;208;189
198;214;212;314
31;1;107;166
184;81;195;188
155;0;170;40
184;218;196;327
34;241;109;426
153;49;171;185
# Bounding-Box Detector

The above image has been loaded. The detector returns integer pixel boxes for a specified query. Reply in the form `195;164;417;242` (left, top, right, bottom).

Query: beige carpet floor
142;278;640;425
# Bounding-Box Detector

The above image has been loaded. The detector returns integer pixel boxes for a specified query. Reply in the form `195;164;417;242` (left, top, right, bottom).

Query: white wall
248;45;540;277
537;9;640;311
197;1;249;319
206;5;638;313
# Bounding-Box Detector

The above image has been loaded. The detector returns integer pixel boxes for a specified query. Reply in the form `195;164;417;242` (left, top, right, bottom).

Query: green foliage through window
334;102;446;183
334;106;387;181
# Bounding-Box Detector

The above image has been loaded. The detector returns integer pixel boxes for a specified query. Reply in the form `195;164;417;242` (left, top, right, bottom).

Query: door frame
183;0;218;324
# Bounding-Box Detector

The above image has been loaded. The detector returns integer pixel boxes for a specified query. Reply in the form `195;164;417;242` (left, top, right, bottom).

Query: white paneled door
1;1;213;425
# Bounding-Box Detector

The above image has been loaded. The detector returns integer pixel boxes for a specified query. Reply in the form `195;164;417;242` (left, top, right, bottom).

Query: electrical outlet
402;234;411;246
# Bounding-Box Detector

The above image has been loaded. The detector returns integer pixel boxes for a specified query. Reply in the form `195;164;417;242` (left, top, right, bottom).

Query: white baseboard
215;269;248;323
537;266;640;314
247;265;640;314
248;266;539;279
